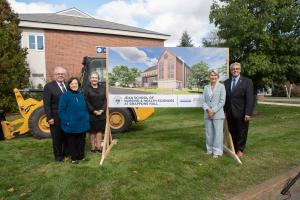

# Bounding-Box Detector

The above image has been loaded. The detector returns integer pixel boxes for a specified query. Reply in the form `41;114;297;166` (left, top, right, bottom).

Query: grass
122;87;202;94
1;105;300;200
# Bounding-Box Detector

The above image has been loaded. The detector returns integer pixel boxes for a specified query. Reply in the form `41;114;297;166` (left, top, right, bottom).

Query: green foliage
0;0;30;112
187;62;210;89
208;0;300;89
177;30;194;47
109;65;140;87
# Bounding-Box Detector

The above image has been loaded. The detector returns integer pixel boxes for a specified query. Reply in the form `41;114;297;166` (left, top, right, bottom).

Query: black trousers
50;123;68;161
67;133;86;161
226;115;249;153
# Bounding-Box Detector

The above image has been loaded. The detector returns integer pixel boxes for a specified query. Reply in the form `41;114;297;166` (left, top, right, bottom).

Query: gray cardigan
202;82;226;119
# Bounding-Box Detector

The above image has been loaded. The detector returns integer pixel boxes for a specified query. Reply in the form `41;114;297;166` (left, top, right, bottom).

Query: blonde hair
209;69;219;77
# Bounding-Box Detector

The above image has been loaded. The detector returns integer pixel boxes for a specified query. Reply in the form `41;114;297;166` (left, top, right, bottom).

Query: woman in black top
83;72;107;153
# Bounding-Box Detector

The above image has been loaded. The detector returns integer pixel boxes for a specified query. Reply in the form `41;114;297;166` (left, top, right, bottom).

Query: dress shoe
91;149;96;153
96;148;102;153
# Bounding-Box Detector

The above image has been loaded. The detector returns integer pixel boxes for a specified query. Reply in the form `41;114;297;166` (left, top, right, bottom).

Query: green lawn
1;105;300;200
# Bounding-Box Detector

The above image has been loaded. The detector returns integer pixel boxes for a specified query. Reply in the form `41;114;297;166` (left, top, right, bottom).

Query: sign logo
113;96;122;105
96;46;106;54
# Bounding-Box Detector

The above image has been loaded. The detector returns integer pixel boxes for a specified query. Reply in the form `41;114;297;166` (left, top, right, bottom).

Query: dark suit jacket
224;75;254;119
43;81;64;122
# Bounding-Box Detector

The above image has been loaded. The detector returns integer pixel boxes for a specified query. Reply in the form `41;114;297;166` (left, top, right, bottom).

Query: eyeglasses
55;73;65;75
232;68;240;70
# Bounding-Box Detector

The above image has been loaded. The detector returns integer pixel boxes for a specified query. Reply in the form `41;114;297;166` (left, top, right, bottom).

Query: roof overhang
19;21;169;40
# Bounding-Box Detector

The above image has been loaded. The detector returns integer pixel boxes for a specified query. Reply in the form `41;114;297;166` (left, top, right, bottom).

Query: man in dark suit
224;62;254;158
43;66;68;162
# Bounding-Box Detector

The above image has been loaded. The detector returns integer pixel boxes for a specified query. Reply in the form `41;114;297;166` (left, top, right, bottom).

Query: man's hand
244;115;251;121
48;118;54;125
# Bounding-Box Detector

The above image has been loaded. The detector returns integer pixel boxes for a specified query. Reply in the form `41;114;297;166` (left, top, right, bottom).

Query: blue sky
8;0;215;46
108;47;228;73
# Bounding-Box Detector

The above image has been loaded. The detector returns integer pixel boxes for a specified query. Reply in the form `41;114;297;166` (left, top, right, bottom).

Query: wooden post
223;118;242;164
99;48;117;166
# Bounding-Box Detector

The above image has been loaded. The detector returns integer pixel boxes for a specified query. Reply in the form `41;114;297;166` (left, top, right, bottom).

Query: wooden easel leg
99;120;117;166
223;118;242;164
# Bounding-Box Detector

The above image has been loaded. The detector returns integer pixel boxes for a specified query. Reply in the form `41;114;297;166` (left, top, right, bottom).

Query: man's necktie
231;78;236;91
60;82;67;93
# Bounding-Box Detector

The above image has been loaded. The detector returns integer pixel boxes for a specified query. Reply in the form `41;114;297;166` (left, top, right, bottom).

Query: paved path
258;101;300;107
230;167;300;200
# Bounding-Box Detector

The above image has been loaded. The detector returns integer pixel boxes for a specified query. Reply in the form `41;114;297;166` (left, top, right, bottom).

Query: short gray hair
209;69;219;77
54;66;66;74
89;71;99;79
230;62;241;70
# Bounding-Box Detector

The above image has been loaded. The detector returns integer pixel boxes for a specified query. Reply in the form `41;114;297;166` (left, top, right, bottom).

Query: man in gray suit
224;62;254;158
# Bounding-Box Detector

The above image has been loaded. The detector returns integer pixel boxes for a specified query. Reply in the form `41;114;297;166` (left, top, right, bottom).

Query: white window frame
28;34;45;51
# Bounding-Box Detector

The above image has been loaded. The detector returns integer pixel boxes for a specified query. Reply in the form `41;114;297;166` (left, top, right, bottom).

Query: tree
207;0;300;91
178;31;194;47
202;29;225;47
109;65;140;87
187;62;210;89
0;0;30;112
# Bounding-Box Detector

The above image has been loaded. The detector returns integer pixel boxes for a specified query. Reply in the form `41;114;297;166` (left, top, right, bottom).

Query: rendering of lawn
122;87;202;94
1;105;299;200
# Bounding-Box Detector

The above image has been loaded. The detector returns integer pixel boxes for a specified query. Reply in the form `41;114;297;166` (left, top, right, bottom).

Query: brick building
141;50;190;89
19;8;169;87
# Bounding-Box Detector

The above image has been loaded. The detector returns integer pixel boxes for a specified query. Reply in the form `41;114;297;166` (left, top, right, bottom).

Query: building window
37;36;44;50
168;59;174;79
29;35;36;49
29;35;44;50
159;62;164;79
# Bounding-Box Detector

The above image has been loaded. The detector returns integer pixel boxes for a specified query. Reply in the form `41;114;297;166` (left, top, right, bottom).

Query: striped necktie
60;82;67;93
231;78;236;91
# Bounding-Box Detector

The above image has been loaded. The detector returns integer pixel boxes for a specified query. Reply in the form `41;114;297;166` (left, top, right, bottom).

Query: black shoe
96;148;102;153
91;149;96;153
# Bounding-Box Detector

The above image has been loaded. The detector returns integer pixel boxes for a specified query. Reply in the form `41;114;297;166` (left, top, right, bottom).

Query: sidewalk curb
258;102;300;107
229;167;300;200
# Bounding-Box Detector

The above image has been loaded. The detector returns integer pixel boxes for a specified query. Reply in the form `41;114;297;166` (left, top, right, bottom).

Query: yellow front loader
1;88;50;139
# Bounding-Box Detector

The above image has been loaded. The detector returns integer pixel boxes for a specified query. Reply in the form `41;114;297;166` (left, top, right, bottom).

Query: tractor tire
28;106;51;139
109;108;133;133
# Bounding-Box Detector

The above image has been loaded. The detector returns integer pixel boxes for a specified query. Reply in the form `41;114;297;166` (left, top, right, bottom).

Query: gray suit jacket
203;82;226;119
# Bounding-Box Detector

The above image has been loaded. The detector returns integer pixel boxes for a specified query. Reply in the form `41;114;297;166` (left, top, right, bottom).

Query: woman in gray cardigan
203;69;226;158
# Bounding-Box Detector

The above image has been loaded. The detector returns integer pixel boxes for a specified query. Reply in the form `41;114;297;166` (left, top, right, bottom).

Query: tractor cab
81;56;106;89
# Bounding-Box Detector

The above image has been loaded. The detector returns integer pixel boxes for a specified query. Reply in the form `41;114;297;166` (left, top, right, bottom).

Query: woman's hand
94;110;104;116
207;108;214;118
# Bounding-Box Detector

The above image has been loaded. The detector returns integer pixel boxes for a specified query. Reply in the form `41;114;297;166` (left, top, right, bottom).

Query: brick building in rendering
141;50;190;89
19;8;169;87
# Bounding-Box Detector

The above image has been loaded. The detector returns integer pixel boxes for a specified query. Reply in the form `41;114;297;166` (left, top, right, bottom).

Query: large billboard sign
108;47;228;107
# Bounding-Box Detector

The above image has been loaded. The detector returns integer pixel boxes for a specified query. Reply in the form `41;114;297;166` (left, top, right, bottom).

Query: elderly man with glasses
43;66;69;162
224;62;254;158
